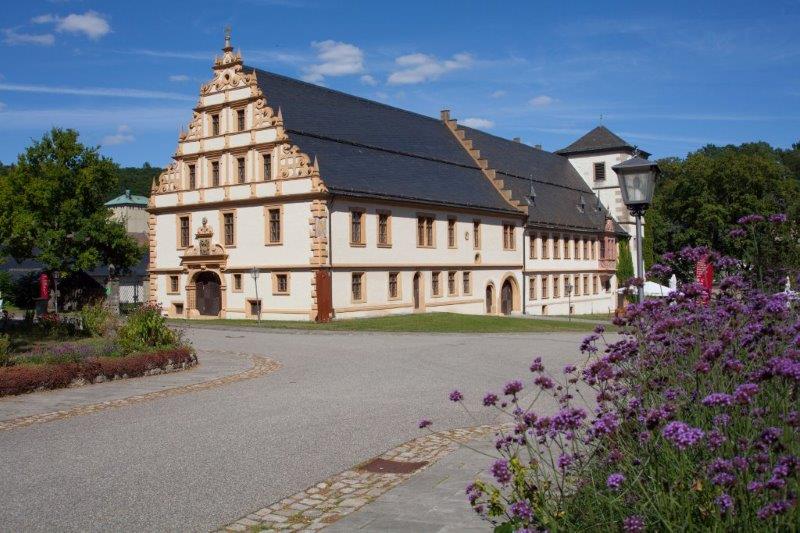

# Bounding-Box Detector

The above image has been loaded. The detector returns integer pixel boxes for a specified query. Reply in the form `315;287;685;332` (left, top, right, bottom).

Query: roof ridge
246;66;449;127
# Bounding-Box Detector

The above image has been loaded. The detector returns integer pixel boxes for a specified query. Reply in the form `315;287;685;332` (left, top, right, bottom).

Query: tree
0;128;143;274
649;142;800;259
114;162;162;198
617;239;634;282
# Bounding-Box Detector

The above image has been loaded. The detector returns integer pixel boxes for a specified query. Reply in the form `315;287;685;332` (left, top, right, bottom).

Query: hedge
0;347;196;397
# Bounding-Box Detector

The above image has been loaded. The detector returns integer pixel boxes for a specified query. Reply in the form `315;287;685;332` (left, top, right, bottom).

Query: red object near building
695;256;714;301
38;273;50;299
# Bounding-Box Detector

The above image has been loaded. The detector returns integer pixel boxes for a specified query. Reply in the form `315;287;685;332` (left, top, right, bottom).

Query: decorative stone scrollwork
278;143;318;179
154;161;180;193
180;111;203;142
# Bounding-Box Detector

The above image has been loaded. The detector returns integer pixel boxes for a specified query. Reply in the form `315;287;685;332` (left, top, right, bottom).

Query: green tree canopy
114;162;162;198
0;128;143;273
617;239;634;282
649;142;800;259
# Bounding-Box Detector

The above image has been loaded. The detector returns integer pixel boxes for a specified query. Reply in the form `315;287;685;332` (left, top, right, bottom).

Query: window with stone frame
188;164;196;189
554;275;561;298
275;273;289;294
223;212;235;246
503;224;516;250
267;207;282;244
530;234;538;259
417;216;435;247
462;271;471;295
237;109;245;131
233;273;242;291
595;275;601;294
585;239;592;259
529;277;536;300
554;235;561;259
574;275;581;296
263;153;272;181
565;236;572;259
211;160;220;187
350;210;365;245
431;271;441;296
541;276;549;299
447;218;457;248
169;275;179;293
351;272;365;302
448;271;457;296
378;212;391;246
211;113;220;136
179;216;190;248
473;219;481;249
237;157;246;184
388;272;399;299
542;236;551;259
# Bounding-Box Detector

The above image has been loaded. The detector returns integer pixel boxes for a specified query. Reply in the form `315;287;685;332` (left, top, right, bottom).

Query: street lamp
565;281;573;320
250;267;261;324
612;156;659;303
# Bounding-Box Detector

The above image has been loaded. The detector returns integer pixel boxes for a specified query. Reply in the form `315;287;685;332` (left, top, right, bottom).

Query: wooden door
196;272;221;316
501;281;513;315
315;269;333;322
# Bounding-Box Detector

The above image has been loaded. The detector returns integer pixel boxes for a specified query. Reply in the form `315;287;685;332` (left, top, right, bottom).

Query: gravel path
0;327;591;532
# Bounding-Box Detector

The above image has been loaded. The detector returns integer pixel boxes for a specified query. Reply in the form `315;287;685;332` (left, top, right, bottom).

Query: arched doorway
485;284;495;314
501;279;514;315
195;271;222;316
413;272;422;310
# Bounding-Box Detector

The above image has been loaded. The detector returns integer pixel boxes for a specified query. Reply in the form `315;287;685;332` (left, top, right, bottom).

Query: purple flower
490;459;512;484
733;383;759;404
623;515;645;532
728;227;747;239
563;364;576;374
503;380;524;396
449;390;463;402
715;493;734;514
757;498;796;520
662;421;705;450
737;214;765;224
592;412;621;436
606;473;625;490
769;213;788;224
529;357;544;373
418;419;432;429
557;453;574;470
482;392;498;406
533;375;554;390
509;500;532;520
702;393;733;407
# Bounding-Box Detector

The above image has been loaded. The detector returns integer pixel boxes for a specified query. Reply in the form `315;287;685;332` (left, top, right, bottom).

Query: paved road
0;328;591;532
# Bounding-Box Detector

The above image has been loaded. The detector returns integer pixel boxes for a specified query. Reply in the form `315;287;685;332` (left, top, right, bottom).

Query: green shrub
117;304;177;353
80;300;118;337
0;334;11;367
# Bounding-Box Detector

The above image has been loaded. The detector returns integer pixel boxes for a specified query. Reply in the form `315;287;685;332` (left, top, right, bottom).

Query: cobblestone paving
0;351;281;432
220;425;499;532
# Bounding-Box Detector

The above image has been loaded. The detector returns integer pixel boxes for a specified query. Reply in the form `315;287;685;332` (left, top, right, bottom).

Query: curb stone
219;425;500;532
0;351;281;432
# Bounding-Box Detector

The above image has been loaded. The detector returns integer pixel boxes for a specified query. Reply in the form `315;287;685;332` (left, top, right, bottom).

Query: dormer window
593;162;605;181
578;195;586;213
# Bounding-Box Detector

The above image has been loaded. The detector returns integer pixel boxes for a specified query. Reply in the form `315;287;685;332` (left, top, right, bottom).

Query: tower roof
555;125;649;158
105;190;148;207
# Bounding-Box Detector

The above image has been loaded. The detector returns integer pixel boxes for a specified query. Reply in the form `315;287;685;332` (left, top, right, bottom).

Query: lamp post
565;281;573;320
250;267;261;324
612;156;659;303
52;270;60;314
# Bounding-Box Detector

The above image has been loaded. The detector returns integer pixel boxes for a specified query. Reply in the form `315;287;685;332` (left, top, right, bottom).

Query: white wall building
148;34;633;321
556;126;651;278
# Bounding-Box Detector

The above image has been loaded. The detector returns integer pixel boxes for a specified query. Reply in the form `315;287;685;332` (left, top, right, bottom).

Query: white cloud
302;40;364;83
375;91;389;101
56;11;111;40
387;52;472;85
2;28;55;46
360;74;377;86
460;117;495;129
168;74;189;82
31;14;56;24
490;90;506;98
529;95;554;107
0;82;195;101
102;124;134;146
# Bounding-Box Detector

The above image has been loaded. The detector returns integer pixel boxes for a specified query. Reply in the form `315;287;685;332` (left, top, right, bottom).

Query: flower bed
423;240;799;531
0;346;196;396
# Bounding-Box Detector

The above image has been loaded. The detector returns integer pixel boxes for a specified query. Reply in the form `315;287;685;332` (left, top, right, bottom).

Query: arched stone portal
194;271;222;316
500;274;521;315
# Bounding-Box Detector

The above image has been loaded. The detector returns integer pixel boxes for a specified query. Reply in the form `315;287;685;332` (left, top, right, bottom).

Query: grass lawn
168;312;604;333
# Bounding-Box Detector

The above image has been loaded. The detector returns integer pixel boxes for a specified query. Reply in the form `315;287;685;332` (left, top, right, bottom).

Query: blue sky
1;0;799;167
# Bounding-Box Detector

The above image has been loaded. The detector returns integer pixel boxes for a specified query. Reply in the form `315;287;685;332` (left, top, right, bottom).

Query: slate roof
249;67;618;232
556;125;649;158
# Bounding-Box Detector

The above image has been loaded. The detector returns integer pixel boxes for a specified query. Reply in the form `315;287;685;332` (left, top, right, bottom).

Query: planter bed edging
0;347;197;397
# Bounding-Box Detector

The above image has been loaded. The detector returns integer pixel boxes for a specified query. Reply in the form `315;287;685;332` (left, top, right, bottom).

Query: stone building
148;34;639;321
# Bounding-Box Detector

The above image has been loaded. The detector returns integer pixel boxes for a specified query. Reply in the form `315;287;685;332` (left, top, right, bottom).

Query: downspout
522;227;527;315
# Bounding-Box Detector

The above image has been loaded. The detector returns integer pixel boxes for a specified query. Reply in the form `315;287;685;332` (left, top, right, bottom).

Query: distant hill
114;163;162;199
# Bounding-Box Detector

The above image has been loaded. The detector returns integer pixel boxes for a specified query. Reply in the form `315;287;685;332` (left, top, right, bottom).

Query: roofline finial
224;25;232;51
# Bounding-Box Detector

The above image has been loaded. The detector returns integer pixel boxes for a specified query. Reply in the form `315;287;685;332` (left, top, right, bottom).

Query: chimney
440;109;450;121
513;137;521;143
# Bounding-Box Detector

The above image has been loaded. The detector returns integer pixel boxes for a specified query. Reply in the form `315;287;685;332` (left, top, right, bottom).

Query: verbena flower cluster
421;238;799;531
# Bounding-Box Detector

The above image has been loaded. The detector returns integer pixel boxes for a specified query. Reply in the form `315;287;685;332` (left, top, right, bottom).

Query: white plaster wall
110;205;148;234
